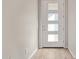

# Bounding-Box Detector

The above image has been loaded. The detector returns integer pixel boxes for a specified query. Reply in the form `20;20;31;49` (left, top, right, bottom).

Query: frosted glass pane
48;13;58;21
48;3;58;10
48;24;58;31
48;34;58;42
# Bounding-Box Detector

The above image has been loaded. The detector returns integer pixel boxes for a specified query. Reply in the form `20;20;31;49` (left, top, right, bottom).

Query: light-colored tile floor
31;48;74;59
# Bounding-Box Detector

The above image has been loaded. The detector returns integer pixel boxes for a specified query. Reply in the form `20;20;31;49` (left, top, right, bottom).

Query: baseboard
68;48;76;59
28;48;38;59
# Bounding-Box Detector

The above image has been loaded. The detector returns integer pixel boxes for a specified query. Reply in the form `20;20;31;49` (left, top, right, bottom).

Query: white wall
68;0;76;58
2;0;38;59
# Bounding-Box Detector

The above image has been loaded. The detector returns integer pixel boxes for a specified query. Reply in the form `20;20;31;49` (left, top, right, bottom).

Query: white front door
39;0;65;47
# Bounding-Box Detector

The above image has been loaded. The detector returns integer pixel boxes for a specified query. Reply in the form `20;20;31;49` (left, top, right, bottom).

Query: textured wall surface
2;0;38;59
68;0;76;58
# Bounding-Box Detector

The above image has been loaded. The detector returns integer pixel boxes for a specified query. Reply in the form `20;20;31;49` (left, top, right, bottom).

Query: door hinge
63;40;64;43
63;28;64;31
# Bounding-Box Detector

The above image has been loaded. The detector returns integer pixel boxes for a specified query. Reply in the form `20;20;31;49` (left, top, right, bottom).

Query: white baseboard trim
28;48;38;59
68;48;76;59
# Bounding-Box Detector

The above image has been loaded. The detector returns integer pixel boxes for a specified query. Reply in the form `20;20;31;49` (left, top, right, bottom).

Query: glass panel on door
48;24;58;31
48;34;58;42
48;3;58;11
48;12;58;21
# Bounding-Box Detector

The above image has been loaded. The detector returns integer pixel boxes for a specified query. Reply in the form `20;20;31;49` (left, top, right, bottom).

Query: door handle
63;27;64;31
42;25;46;31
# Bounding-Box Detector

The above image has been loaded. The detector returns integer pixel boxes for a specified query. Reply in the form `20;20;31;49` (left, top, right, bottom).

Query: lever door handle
42;25;46;31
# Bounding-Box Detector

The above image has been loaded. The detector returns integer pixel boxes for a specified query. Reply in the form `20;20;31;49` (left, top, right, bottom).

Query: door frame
38;0;68;48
